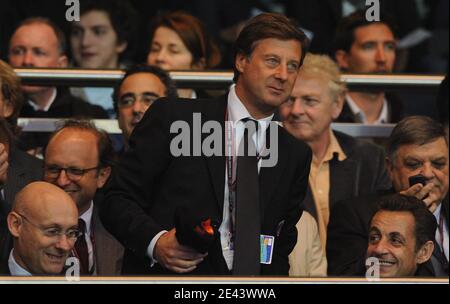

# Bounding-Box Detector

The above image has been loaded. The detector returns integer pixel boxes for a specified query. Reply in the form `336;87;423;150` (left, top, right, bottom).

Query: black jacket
100;94;312;275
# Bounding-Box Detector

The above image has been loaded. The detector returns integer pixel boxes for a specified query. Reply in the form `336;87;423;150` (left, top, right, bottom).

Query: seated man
333;10;403;124
1;181;79;276
366;194;436;278
279;54;391;276
112;64;177;151
8;17;108;154
328;116;448;276
44;119;123;275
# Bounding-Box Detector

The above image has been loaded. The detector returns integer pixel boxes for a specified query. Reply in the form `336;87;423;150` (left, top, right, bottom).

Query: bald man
2;182;79;276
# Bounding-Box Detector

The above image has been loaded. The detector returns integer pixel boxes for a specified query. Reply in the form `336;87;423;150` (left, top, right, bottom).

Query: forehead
371;210;415;238
153;26;185;45
120;72;166;95
78;10;113;27
11;23;58;47
252;38;302;59
353;23;395;43
395;137;449;161
26;191;77;225
47;128;99;159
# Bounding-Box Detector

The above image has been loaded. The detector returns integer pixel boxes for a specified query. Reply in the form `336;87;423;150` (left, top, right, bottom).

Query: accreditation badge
260;235;275;264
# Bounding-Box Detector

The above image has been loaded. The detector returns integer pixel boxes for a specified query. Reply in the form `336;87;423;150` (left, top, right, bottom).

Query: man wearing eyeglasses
112;64;177;151
43;119;123;275
1;181;78;276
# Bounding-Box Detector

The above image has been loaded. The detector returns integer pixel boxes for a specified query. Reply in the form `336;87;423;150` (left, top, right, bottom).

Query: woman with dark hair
146;11;222;98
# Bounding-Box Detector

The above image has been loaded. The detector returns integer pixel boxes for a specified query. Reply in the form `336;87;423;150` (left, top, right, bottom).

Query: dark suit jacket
0;147;43;266
302;131;391;222
18;87;109;151
100;95;312;275
336;93;404;124
327;191;449;276
92;205;124;276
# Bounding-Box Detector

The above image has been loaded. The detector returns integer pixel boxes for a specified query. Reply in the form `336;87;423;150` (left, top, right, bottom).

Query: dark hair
48;119;116;169
0;60;24;127
436;75;449;126
112;64;178;113
77;0;138;62
0;118;15;148
387;116;448;161
14;17;67;55
232;12;309;82
333;9;398;54
149;11;221;69
372;194;437;251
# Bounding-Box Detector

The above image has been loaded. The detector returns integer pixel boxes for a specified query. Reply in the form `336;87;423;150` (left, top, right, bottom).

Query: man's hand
154;228;207;273
400;183;440;213
0;143;8;185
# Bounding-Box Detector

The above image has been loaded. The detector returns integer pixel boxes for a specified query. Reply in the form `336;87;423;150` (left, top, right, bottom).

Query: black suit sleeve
100;99;172;259
326;198;368;276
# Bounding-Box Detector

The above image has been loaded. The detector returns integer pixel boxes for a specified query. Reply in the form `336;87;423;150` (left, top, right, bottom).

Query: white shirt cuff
146;230;168;267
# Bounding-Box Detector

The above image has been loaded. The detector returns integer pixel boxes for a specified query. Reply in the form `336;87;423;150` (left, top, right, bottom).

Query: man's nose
421;163;435;180
55;234;74;252
290;99;305;116
55;170;72;187
275;64;288;81
375;45;387;63
22;51;35;67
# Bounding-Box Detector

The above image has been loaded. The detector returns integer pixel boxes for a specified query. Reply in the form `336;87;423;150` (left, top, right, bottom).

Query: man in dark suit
366;194;437;278
333;10;404;124
327;116;449;276
101;13;311;276
8;17;108;155
0;118;43;266
43;120;123;275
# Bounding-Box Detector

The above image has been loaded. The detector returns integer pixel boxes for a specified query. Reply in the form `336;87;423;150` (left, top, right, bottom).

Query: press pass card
260;235;275;264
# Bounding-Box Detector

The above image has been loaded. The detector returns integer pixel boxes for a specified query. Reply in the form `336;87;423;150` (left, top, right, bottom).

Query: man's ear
235;53;249;75
7;212;22;238
335;50;350;70
116;41;128;55
96;166;112;189
57;55;69;68
385;157;394;180
331;93;346;120
416;240;434;264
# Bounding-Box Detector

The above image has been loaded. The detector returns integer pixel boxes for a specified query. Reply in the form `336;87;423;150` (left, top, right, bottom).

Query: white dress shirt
79;201;95;272
433;203;449;261
27;88;57;112
8;249;32;276
346;94;389;124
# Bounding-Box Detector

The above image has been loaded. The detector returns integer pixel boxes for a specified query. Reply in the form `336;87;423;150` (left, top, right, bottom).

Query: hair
436;75;449;126
387;116;448;162
47;119;116;169
14;17;67;55
77;0;138;62
299;54;347;102
333;9;398;54
0;117;15;148
112;64;178;113
372;194;437;252
232;12;309;82
0;60;24;127
149;11;221;69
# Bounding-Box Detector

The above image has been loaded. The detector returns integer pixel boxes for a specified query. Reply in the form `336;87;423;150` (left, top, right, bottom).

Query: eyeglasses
118;92;160;108
16;212;82;241
44;165;99;181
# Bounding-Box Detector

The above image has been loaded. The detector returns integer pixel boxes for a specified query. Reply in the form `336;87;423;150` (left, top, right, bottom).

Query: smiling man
43;120;123;275
366;194;436;278
3;182;78;276
102;13;312;276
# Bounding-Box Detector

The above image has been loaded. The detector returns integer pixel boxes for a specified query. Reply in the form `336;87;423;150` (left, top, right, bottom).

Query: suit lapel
329;157;358;208
201;95;227;212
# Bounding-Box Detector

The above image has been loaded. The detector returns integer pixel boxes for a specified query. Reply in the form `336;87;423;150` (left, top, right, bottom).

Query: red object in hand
194;218;214;236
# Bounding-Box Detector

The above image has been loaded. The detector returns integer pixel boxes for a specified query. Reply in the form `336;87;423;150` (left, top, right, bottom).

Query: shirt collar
312;129;347;165
346;94;388;124
433;203;443;224
79;201;94;236
227;84;274;125
27;88;57;112
8;249;32;276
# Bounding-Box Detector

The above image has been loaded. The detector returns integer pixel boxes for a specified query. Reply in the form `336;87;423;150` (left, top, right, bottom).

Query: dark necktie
233;119;261;275
74;218;89;275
